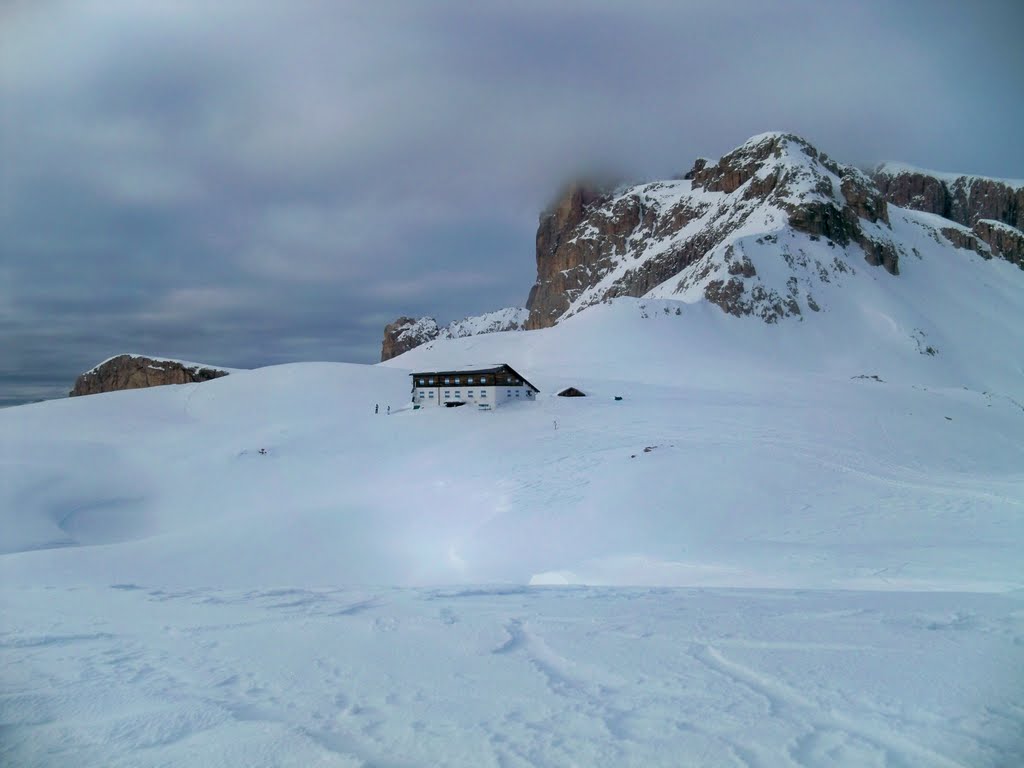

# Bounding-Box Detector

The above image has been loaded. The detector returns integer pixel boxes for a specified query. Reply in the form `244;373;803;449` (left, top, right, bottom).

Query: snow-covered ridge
442;307;529;338
381;307;527;360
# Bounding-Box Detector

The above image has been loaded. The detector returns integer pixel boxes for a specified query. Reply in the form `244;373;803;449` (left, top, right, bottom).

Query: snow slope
2;243;1024;764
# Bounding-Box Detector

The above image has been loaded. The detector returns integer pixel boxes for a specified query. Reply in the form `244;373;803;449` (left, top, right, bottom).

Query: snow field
2;585;1021;768
2;285;1024;765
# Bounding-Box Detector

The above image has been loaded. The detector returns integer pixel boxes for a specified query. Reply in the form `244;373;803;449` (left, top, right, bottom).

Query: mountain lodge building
411;364;539;410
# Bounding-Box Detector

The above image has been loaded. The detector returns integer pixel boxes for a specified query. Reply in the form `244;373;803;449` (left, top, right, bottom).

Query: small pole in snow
375;403;379;414
387;405;391;415
553;419;558;430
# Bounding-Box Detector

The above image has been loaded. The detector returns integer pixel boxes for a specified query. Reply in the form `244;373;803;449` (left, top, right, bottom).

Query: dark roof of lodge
410;363;539;392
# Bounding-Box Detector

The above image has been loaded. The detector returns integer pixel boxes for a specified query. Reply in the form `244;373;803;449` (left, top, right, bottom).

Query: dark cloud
2;0;1022;404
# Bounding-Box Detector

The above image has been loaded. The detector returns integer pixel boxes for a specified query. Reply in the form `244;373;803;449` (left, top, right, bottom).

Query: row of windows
415;388;532;402
415;376;524;386
417;389;490;398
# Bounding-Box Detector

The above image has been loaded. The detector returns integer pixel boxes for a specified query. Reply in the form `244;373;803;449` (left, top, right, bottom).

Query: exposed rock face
380;308;528;361
873;166;1023;230
524;132;903;329
69;355;228;397
873;165;1024;264
940;226;989;259
973;219;1024;268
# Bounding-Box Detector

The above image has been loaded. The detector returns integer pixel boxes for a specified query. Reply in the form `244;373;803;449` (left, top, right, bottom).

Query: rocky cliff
70;355;229;397
872;164;1023;230
872;164;1023;266
380;308;528;362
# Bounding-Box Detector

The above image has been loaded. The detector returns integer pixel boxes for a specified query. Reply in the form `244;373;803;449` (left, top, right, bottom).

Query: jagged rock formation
380;308;528;362
69;355;228;397
872;164;1023;265
524;133;903;329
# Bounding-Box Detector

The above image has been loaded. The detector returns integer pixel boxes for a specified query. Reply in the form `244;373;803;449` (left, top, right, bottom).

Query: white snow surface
3;264;1024;764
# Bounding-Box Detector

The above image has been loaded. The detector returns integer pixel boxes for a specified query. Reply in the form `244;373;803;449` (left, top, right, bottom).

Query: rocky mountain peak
524;132;902;329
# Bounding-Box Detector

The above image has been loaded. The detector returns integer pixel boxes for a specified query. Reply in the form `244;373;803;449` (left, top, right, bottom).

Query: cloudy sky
2;0;1022;405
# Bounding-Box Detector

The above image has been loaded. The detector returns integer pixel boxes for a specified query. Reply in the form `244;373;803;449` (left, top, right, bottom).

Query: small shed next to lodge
411;364;539;410
557;387;586;397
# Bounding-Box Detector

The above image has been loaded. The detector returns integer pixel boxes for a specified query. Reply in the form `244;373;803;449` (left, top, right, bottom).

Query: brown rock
940;227;990;258
972;220;1024;268
873;167;1023;230
872;170;950;218
69;355;228;397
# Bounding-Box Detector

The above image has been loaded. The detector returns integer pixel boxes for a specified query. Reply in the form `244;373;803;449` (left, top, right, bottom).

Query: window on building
418;378;425;385
467;391;474;397
428;378;435;385
467;377;474;384
454;378;460;384
480;390;487;397
444;391;450;398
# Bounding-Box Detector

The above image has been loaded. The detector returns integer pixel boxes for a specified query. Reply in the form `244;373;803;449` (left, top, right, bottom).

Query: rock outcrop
69;355;229;397
972;219;1024;268
873;165;1023;230
381;317;440;362
872;164;1024;265
380;308;528;361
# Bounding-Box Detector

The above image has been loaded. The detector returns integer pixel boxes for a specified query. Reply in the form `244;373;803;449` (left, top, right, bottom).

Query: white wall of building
412;380;535;408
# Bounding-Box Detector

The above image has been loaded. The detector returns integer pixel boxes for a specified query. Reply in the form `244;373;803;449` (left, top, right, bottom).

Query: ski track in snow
1;585;1022;767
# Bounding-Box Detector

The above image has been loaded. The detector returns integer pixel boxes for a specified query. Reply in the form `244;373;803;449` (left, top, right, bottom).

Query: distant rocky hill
70;354;229;397
381;308;528;362
383;132;1024;355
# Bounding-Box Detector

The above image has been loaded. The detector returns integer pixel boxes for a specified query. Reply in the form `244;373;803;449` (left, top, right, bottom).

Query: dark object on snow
614;395;623;401
445;401;467;408
557;387;586;397
375;403;379;414
387;405;390;415
258;448;267;455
